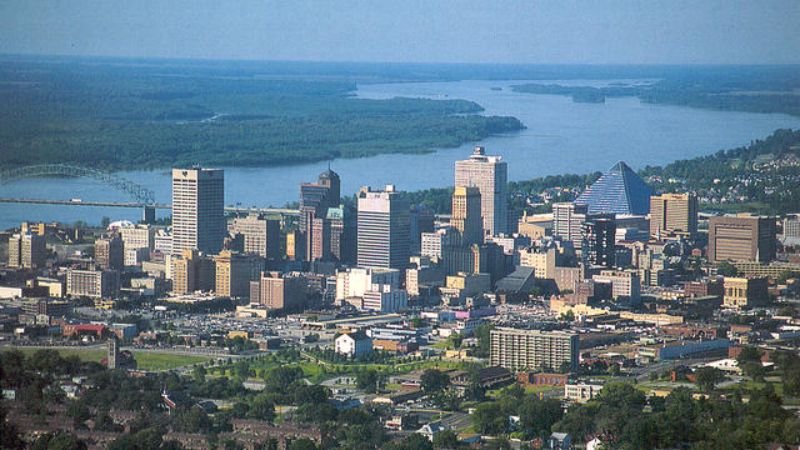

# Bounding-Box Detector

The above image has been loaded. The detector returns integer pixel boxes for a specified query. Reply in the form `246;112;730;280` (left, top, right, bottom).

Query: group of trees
471;385;562;440
464;378;800;449
355;369;386;394
554;382;800;450
383;431;460;450
306;345;394;364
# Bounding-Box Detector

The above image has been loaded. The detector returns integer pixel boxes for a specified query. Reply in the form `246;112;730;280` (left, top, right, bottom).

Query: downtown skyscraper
649;193;698;239
455;146;508;237
171;167;225;255
451;186;483;246
357;185;410;270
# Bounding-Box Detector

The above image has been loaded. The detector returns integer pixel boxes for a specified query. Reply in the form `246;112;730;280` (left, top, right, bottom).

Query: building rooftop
575;161;652;215
494;266;536;294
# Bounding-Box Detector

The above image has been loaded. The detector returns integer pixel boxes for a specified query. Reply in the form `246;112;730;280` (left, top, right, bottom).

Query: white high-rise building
553;202;588;249
171;168;225;255
357;185;410;270
335;267;401;301
455;146;508;237
120;224;156;251
363;284;408;313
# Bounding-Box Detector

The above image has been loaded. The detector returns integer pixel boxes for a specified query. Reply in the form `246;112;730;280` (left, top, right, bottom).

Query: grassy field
220;353;475;384
133;352;212;371
522;385;562;395
2;346;212;371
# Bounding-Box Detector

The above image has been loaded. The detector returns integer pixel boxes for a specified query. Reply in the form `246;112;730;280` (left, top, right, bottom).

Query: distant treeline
512;67;800;117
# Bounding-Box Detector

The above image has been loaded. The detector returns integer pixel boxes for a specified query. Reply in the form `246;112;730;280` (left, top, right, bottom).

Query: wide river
2;79;800;230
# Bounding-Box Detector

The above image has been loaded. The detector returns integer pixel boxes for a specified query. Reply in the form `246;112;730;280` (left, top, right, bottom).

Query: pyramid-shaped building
575;161;652;215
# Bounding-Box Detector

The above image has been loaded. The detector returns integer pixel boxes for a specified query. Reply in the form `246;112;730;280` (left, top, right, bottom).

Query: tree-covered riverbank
0;58;523;170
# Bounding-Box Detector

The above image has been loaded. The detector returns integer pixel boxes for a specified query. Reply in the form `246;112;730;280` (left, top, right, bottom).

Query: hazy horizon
1;0;798;65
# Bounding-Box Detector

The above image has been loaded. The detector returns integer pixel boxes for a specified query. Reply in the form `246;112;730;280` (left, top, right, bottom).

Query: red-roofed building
62;323;107;339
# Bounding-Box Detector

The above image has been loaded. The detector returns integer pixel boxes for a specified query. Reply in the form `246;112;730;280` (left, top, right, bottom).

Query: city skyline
1;6;799;447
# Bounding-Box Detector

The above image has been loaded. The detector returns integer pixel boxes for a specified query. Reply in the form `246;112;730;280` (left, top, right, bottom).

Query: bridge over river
0;164;299;219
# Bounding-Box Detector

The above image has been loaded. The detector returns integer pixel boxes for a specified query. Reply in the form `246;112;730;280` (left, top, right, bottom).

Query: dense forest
0;59;523;170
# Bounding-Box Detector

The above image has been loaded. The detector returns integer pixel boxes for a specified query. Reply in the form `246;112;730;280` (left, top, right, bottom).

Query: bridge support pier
142;206;156;224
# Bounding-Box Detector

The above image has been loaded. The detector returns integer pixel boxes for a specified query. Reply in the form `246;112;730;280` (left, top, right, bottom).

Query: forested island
512;65;800;117
0;58;523;170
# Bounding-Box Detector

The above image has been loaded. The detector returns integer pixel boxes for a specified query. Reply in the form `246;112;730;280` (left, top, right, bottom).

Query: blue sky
1;0;798;64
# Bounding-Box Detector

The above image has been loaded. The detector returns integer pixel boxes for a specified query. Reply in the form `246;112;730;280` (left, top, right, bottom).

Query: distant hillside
642;128;800;214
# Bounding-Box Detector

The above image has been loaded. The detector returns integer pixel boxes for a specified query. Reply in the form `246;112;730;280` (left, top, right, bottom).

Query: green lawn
523;385;562;395
223;352;475;385
719;379;785;397
431;340;452;350
2;346;212;371
133;352;212;371
2;347;107;362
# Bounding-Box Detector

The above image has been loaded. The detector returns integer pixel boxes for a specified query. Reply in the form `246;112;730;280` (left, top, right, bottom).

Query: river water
2;79;800;230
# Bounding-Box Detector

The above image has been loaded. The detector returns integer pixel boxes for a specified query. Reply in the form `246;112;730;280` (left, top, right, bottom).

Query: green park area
1;346;213;371
211;349;477;386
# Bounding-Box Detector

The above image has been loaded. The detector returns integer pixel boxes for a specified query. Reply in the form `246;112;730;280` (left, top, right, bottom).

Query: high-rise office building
120;224;156;251
170;249;215;294
326;207;347;262
357;185;410;270
8;233;47;269
317;167;340;207
409;205;435;256
154;229;173;255
490;328;579;372
66;269;120;299
229;214;281;260
361;284;408;313
575;161;652;215
582;215;616;268
214;251;263;298
300;168;342;262
708;216;777;263
649;193;698;239
172;167;225;255
421;229;457;262
335;267;401;301
95;235;124;271
519;247;558;279
311;217;332;262
451;186;483;246
553;202;588;249
592;269;641;302
455;146;508;237
723;276;769;309
21;222;45;236
257;272;308;312
784;215;800;239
